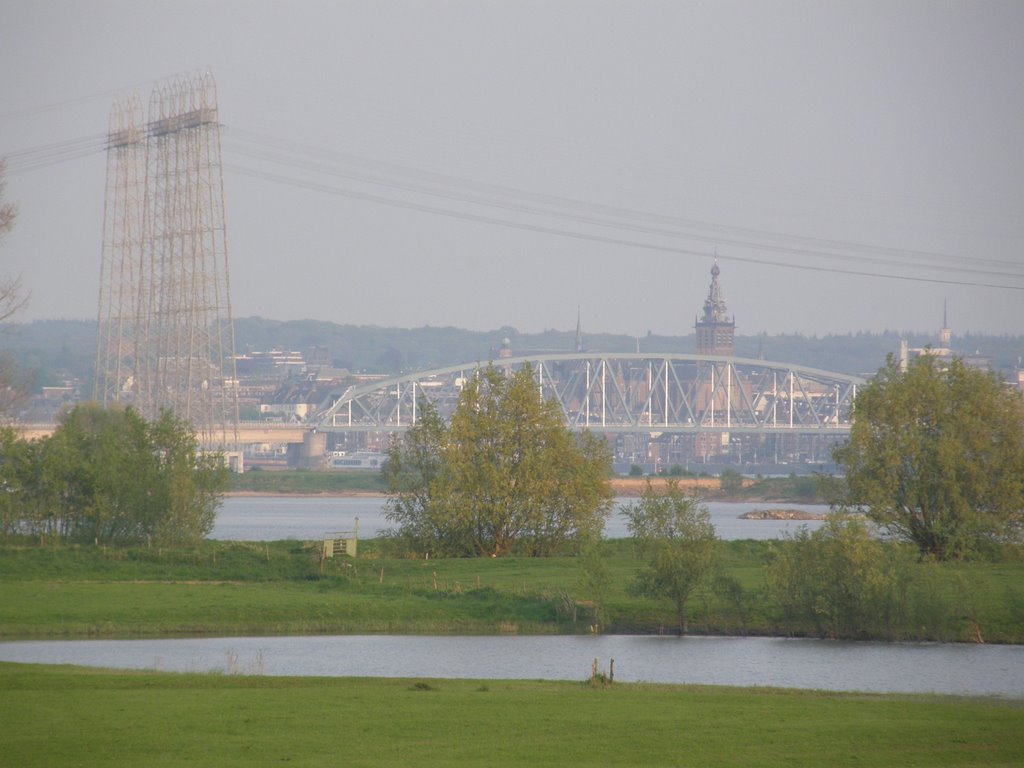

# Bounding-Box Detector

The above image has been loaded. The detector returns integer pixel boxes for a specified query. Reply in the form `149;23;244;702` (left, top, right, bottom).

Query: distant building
938;302;952;348
693;260;737;459
233;348;308;377
899;303;990;372
21;381;81;423
695;260;735;356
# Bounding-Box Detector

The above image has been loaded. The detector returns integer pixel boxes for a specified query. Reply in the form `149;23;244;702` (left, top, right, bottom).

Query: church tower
695;260;735;356
938;300;952;348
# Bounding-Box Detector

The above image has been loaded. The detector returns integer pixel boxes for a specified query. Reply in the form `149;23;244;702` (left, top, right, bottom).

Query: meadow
1;538;1022;643
1;662;1021;767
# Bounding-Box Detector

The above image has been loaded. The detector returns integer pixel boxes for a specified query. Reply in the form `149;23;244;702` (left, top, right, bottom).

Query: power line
222;143;1023;282
0;80;157;121
225;164;1024;292
225;127;1024;275
2;132;108;175
6;124;1023;289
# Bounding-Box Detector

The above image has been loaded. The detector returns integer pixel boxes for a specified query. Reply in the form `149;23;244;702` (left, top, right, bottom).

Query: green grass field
228;469;388;494
2;539;1023;642
1;663;1021;767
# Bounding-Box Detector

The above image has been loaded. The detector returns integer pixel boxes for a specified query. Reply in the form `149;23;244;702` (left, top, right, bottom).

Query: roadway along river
211;496;829;541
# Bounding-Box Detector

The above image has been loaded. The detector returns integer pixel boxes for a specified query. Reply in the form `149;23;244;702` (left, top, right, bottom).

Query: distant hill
231;317;1024;380
3;317;1022;397
2;319;97;390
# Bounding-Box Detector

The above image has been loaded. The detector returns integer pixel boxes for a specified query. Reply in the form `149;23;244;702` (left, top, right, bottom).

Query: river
211;496;829;541
1;634;1022;697
9;497;1016;698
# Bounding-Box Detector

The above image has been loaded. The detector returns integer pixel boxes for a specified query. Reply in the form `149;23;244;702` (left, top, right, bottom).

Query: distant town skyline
2;1;1022;338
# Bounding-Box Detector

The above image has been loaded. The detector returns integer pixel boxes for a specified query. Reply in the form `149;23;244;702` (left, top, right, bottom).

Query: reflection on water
1;634;1022;697
212;496;829;541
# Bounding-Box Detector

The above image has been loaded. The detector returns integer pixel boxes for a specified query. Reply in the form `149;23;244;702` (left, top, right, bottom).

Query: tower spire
694;258;735;355
939;299;951;348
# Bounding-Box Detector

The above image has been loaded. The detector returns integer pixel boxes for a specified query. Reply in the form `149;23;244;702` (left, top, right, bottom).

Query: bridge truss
315;353;863;437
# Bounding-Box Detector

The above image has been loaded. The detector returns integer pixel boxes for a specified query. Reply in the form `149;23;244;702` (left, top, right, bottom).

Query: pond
1;634;1021;698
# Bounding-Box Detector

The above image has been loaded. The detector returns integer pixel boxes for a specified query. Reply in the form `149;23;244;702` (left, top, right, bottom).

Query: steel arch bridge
314;353;864;436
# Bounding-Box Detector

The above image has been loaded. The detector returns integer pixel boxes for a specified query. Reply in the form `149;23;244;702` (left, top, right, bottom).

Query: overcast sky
2;1;1022;341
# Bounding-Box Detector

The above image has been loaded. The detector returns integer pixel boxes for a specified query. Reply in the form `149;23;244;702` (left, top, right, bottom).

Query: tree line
382;353;1024;639
7;318;1024;396
0;404;228;546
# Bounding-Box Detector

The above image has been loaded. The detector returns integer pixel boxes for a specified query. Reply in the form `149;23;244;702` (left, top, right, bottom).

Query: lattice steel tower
95;93;145;408
95;73;238;452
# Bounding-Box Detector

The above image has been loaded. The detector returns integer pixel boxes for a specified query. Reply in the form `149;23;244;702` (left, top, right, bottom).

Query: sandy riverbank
608;476;722;496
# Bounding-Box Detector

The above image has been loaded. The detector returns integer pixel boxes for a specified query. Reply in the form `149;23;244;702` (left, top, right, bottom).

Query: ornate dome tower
695;260;735;356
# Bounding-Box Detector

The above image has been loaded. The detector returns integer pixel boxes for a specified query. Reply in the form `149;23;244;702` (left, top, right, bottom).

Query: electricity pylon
95;72;238;453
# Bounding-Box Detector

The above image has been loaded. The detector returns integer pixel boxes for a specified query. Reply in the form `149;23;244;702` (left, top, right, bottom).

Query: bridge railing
314;353;863;435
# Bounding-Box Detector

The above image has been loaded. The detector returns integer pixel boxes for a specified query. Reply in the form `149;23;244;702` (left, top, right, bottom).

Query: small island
740;508;827;521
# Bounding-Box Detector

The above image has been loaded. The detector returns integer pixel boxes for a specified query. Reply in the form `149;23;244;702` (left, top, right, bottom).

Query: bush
766;512;909;640
719;468;743;494
0;405;227;546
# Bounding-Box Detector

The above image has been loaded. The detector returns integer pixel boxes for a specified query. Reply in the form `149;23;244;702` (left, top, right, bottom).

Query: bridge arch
315;353;864;437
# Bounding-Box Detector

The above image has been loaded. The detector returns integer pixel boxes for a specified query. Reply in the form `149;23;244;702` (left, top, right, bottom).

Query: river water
1;634;1022;697
211;496;829;541
6;497;1018;698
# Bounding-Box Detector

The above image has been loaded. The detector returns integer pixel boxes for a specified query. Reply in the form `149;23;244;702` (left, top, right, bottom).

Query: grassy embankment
1;662;1022;767
3;470;1019;641
229;468;388;495
2;538;1022;642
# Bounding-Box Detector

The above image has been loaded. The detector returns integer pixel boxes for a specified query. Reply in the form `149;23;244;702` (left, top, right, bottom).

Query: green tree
834;355;1024;560
719;468;743;494
0;160;30;418
381;398;458;554
147;409;227;546
577;540;612;631
623;478;717;634
0;426;31;537
0;404;227;545
767;512;904;639
383;364;614;557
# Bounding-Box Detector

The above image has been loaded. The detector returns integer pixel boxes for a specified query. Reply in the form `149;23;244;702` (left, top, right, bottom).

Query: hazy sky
2;1;1022;340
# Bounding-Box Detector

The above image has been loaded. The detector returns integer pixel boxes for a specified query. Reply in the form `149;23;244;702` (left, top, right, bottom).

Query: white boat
328;451;386;470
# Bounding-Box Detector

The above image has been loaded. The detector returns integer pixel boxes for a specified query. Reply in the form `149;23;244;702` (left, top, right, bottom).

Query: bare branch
0;274;28;325
0;158;30;417
0;159;16;239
